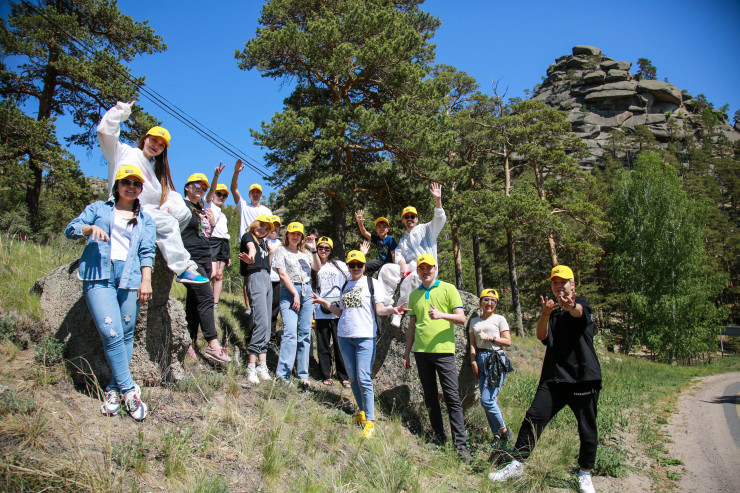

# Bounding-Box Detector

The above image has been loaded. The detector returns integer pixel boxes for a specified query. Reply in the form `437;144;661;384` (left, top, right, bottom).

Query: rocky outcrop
534;46;739;168
32;249;190;390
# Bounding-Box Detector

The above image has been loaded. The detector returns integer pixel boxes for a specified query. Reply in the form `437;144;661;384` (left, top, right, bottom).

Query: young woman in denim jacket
65;166;156;421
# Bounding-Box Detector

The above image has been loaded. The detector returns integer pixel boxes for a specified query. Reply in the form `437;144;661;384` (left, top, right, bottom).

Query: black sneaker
458;445;473;464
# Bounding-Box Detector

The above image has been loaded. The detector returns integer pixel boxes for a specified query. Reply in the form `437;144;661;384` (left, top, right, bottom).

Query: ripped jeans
83;260;140;395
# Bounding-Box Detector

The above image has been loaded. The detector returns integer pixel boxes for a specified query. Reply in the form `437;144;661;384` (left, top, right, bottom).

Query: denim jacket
65;200;156;289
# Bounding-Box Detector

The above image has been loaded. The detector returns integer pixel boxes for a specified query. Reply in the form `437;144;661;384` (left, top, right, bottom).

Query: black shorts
208;237;231;262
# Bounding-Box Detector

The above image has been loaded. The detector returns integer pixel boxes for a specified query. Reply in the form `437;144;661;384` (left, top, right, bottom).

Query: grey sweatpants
247;269;273;355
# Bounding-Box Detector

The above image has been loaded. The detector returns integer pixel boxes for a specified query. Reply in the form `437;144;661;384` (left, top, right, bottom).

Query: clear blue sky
4;0;739;198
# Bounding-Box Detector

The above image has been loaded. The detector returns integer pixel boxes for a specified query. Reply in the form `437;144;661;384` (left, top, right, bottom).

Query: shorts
208;237;231;262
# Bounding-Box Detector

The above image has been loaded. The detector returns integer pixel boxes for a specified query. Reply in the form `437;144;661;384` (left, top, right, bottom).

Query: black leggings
315;318;347;381
512;381;600;469
185;262;218;343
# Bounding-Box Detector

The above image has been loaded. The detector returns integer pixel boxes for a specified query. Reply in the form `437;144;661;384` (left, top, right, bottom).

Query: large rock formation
32;250;190;390
532;45;740;169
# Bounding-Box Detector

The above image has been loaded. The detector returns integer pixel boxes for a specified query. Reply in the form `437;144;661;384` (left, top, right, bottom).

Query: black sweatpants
185;262;218;343
315;318;348;381
414;352;467;448
512;380;600;469
270;280;280;339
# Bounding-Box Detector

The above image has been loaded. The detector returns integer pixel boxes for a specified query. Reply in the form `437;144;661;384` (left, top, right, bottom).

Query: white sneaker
256;365;271;381
100;390;120;416
489;460;523;482
390;313;402;328
578;473;595;493
246;368;260;385
123;389;148;422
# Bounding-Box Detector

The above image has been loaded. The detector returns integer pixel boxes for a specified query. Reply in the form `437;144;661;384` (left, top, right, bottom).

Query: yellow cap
346;250;366;263
249;183;262;193
549;265;574;281
374;217;390;227
145;126;171;147
215;184;229;194
401;206;418;217
186;173;209;188
270;215;281;226
286;222;304;235
416;253;436;266
114;165;146;183
255;214;274;231
480;288;499;300
317;236;333;249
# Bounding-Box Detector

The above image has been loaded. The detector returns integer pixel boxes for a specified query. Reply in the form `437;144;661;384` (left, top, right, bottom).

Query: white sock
258;361;267;369
248;363;256;370
578;469;590;477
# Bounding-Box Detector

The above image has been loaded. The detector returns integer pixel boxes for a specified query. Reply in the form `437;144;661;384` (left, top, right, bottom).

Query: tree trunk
472;233;483;294
331;196;347;260
547;235;559;266
506;227;524;336
451;222;464;290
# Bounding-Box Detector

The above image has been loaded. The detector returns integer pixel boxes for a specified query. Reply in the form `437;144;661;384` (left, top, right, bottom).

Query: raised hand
355;210;365;222
235;158;245;174
360;240;370;255
213;161;225;178
430;182;442;199
540;295;557;316
305;235;316;250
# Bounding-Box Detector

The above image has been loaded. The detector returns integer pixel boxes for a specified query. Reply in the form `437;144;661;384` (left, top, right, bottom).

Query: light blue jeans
276;283;313;380
83;260;139;395
477;350;508;435
338;336;377;421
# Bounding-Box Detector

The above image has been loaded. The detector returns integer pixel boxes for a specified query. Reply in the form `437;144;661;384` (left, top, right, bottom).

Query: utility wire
22;1;271;177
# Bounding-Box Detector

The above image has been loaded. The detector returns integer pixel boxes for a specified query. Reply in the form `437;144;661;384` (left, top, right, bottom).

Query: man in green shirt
403;254;471;462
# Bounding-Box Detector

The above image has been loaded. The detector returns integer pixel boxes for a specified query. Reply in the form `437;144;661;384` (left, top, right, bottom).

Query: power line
21;0;271;178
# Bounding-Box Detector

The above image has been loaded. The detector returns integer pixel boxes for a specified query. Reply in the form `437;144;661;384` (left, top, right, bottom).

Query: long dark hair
313;242;343;291
137;135;175;207
112;181;141;227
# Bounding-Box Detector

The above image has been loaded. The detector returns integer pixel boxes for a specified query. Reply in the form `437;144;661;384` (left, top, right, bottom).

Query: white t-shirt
110;213;133;261
205;200;230;240
237;198;271;239
469;313;510;351
272;245;312;285
337;277;386;338
314;261;350;320
266;237;282;282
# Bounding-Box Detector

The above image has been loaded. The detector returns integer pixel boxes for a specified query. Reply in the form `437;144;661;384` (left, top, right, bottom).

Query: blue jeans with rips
338;336;377;421
477;350;508;435
276;283;313;380
83;260;139;395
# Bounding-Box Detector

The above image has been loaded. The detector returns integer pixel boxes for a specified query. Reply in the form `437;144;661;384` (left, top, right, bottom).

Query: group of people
63;104;601;492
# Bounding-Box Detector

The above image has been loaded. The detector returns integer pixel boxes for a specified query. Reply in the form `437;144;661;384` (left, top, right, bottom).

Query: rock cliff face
532;45;739;168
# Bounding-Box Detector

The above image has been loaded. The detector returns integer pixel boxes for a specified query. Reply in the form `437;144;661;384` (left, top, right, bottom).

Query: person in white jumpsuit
97;101;207;284
378;183;446;327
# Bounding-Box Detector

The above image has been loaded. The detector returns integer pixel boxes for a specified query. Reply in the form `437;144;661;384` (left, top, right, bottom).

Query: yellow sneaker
349;410;366;426
360;421;375;439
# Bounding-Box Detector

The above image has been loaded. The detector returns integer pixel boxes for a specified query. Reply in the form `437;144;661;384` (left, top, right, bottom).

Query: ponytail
129;198;140;227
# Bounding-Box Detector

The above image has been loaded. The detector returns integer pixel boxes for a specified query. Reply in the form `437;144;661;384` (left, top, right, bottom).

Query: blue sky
4;0;739;199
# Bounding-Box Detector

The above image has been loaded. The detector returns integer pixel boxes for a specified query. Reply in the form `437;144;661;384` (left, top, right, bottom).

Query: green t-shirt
409;280;464;353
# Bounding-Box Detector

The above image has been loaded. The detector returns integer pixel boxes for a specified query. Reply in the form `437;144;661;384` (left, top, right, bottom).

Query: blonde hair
282;229;306;251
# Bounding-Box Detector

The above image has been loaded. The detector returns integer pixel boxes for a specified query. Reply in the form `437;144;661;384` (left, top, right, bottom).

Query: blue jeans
338;337;376;421
276;283;313;380
477;350;508;435
83;260;139;395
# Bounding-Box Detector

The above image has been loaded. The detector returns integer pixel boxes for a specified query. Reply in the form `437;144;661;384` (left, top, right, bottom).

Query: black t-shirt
540;296;602;386
182;200;214;263
240;231;270;276
370;232;398;263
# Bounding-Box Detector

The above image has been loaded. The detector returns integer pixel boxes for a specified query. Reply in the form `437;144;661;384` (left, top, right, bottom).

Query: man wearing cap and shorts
489;265;601;493
231;158;272;314
354;211;398;275
378;183;445;327
403;254;472;463
204;163;231;309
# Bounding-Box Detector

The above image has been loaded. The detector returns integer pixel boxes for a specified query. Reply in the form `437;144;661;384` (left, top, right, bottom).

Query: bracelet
310;250;317;254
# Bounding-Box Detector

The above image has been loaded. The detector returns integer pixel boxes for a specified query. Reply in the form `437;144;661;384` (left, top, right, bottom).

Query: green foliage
0;386;37;416
34;335;64;366
160;426;194;479
635;58;657;80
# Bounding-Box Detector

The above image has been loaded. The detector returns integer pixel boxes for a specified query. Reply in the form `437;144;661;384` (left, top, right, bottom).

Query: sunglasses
347;262;365;269
317;246;332;251
119;178;143;189
403;214;417;220
189;183;206;190
215;192;228;198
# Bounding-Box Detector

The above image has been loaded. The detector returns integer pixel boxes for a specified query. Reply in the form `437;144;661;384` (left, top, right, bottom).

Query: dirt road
669;371;740;492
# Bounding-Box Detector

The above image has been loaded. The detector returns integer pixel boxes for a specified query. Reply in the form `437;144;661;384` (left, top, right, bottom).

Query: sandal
323;379;333;386
342;380;351;388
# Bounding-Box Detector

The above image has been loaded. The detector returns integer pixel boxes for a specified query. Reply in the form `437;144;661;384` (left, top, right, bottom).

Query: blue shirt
370;232;398;263
65;200;156;289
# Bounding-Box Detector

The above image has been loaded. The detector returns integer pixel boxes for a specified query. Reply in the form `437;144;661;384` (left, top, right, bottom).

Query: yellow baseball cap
214;184;229;194
145;126;171;147
317;236;333;249
249;183;262;193
549;265;574;280
346;250;366;263
416;253;436;266
270;215;281;226
401;206;418;217
255;214;275;231
480;288;499;300
286;222;304;235
185;173;210;188
375;217;390;227
114;165;145;183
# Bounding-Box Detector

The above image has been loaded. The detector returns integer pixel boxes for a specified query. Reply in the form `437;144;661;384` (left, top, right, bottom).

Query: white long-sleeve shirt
396;207;446;265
